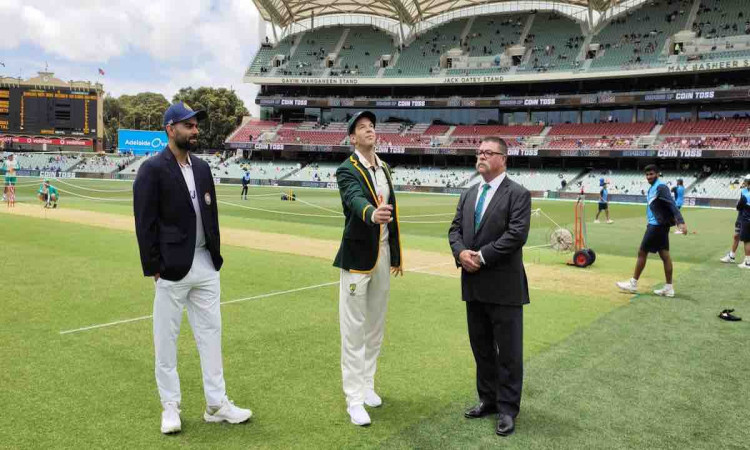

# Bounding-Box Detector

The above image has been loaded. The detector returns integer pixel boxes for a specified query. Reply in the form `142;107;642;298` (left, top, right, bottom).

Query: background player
594;182;613;224
672;179;686;234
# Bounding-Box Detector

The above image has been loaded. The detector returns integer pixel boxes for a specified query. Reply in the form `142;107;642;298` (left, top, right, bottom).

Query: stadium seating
574;170;697;195
74;155;136;173
12;153;81;172
692;0;749;39
226;120;280;143
659;118;750;135
334;27;394;77
247;39;294;76
230;159;300;180
420;124;450;135
465;168;582;192
285;162;339;183
278;27;344;77
384;19;468;77
692;171;748;199
590;0;692;69
275;128;346;145
391;166;476;187
546;137;638;149
659;136;750;149
547;122;655;136
520;13;585;72
119;155;152;174
450;124;544;136
464;14;526;57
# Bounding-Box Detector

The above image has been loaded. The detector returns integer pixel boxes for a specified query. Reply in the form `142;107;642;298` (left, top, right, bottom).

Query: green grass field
1;177;748;449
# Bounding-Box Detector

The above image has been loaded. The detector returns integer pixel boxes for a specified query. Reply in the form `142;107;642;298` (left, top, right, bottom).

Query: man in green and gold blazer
333;110;403;427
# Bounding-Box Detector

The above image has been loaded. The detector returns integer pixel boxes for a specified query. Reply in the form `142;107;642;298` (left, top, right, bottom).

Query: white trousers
153;247;226;407
339;242;391;407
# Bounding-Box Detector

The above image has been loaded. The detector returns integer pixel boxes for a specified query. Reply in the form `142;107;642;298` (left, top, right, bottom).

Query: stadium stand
691;0;749;39
546;137;638;149
692;171;748;198
391;166;477;187
12;153;81;172
225;120;280;144
659;136;750;149
334;27;394;77
231;160;300;180
466;168;582;191
659;118;750;135
384;18;468;77
520;12;585;72
575;170;698;195
74;155;136;173
547;122;656;136
119;155;152;174
247;38;294;76
464;14;526;57
278;27;344;77
590;0;693;69
285;162;338;182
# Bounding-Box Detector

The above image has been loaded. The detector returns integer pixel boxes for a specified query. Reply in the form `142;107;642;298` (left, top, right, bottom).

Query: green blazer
333;152;403;274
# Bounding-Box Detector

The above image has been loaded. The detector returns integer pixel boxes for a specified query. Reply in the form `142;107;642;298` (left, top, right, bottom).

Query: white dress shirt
475;171;507;264
355;149;390;243
178;154;206;249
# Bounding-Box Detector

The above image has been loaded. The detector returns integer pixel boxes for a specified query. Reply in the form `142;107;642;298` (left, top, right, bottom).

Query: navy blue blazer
448;177;532;306
133;147;222;281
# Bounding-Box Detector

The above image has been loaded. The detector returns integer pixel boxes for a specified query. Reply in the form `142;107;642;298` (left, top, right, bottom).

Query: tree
103;92;169;151
172;87;249;150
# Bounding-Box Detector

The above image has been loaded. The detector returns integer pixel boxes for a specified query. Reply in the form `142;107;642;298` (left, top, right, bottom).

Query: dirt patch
1;203;449;271
0;204;645;300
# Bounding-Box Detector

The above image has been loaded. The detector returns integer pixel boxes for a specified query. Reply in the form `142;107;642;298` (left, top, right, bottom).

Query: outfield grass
1;178;747;449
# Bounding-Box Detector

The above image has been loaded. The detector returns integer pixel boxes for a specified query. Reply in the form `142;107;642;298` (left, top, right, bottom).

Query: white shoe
594;220;601;224
673;229;683;234
347;404;371;426
720;253;736;263
364;390;382;408
204;397;252;424
738;261;750;270
161;402;181;434
654;286;675;298
616;279;637;293
607;220;614;224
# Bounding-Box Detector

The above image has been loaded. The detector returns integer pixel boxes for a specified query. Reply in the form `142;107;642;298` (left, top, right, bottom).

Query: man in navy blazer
134;102;251;434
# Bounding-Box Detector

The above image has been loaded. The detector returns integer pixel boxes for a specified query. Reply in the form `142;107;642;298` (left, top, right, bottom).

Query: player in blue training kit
617;165;688;298
595;183;613;224
672;179;686;234
721;175;750;264
736;175;750;269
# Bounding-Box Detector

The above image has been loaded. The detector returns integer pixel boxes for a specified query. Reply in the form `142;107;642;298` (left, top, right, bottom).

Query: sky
0;0;265;116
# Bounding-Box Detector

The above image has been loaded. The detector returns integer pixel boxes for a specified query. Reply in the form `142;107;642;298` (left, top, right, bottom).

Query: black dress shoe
464;402;498;419
496;414;515;436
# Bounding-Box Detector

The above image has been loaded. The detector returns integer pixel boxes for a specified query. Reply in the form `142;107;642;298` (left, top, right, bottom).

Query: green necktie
474;184;491;231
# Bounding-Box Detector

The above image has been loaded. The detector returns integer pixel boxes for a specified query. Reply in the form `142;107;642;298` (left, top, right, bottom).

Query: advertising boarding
118;129;168;156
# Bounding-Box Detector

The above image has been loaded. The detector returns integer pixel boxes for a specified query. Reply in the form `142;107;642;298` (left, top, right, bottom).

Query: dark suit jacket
448;176;531;306
333;153;403;274
133;147;222;281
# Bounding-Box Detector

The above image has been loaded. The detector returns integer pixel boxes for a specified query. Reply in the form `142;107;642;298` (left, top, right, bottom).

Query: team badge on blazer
204;192;211;205
349;283;357;295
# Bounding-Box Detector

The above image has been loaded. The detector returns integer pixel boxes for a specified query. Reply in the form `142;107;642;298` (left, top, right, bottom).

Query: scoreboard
0;86;98;137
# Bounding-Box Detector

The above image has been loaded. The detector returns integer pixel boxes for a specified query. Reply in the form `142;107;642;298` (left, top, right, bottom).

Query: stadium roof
251;0;621;27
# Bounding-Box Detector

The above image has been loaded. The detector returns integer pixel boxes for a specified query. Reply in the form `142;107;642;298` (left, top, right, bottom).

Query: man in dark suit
133;102;251;435
449;136;531;437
